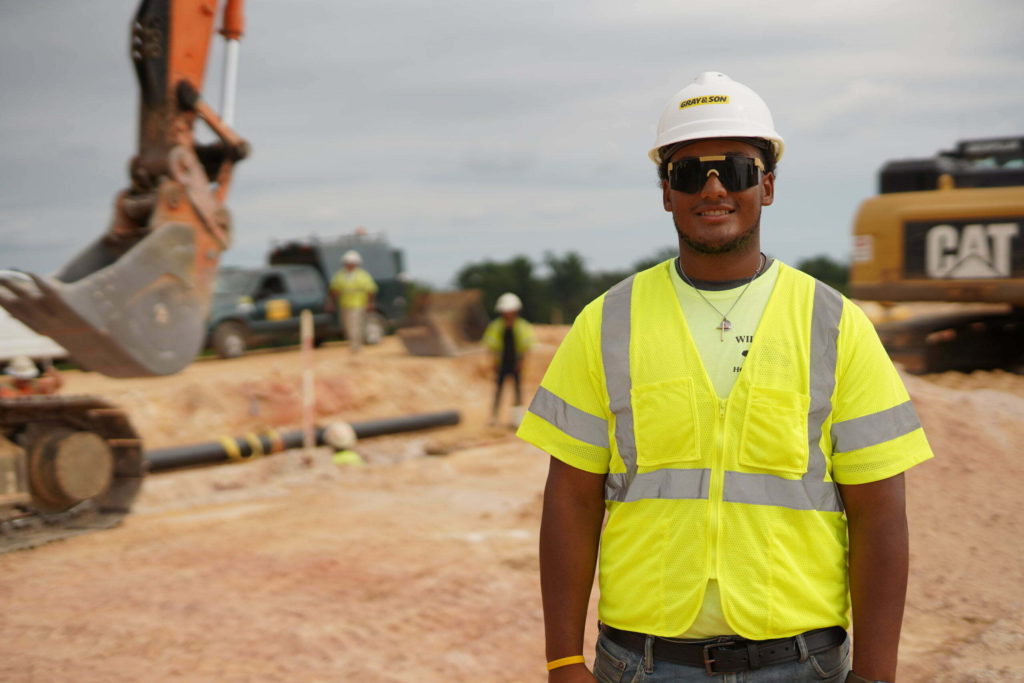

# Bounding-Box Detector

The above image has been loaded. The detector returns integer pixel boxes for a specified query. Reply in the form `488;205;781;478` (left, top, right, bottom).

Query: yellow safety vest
482;317;534;356
517;260;933;639
330;268;378;310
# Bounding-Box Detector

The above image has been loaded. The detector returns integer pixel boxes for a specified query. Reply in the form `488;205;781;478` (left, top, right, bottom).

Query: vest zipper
708;398;728;579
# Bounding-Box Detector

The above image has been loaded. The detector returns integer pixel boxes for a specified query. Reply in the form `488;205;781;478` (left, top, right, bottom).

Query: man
0;355;62;398
482;292;535;428
329;250;378;354
517;72;933;682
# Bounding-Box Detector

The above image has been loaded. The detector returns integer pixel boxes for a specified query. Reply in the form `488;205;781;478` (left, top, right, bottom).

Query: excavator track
0;395;145;554
875;307;1024;374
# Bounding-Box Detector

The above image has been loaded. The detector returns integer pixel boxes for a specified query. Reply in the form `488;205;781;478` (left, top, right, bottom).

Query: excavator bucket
0;0;249;378
397;290;490;357
0;223;210;377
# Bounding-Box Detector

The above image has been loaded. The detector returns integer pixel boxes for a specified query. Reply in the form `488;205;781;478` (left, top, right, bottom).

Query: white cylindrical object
300;309;315;452
220;39;241;127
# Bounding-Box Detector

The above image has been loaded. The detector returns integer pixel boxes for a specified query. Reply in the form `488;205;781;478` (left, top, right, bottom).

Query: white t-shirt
669;257;780;400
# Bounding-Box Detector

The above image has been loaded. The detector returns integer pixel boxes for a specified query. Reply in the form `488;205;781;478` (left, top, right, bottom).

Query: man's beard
675;216;760;255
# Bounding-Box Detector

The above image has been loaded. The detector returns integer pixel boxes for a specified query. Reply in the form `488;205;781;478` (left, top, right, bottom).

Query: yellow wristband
546;655;585;671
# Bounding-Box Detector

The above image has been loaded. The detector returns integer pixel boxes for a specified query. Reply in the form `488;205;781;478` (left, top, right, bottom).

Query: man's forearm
539;457;606;662
840;474;909;681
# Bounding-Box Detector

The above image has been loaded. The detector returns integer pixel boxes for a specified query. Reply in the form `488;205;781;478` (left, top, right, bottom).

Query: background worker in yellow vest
329;250;378;354
482;292;535;428
518;72;933;683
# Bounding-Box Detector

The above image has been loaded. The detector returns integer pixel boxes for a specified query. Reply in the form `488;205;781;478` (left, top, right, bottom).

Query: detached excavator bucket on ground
0;0;248;378
397;290;491;357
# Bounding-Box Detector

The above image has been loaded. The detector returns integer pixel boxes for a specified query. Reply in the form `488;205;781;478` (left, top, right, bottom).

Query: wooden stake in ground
300;309;315;460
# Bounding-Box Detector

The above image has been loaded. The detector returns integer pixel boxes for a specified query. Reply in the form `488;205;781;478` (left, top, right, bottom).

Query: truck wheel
364;312;387;346
212;321;247;358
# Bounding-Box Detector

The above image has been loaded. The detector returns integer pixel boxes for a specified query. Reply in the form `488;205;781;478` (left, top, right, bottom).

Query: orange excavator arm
0;0;249;377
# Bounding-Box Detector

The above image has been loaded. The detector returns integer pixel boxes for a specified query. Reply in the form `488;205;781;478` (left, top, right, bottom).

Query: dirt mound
898;372;1024;681
2;328;1021;681
61;330;564;450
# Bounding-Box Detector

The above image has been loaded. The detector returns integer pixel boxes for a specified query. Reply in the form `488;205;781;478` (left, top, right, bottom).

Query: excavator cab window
881;137;1024;194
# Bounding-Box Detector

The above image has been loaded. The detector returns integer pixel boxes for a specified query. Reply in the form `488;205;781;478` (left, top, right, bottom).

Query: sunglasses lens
670;158;704;193
668;156;761;193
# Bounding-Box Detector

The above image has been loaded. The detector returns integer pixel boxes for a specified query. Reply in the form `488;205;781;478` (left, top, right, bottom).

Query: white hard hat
5;355;39;380
495;292;522;313
341;250;362;265
322;421;357;450
649;72;785;165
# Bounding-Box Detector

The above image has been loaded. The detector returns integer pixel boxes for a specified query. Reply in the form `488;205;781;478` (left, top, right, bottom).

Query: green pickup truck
206;233;407;358
206;264;333;358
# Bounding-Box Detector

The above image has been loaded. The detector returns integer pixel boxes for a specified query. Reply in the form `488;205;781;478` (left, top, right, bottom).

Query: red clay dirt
0;327;1021;682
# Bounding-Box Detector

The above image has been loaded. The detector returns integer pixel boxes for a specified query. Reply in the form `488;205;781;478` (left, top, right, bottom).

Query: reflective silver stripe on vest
831;400;920;453
606;469;711;503
807;280;842;485
724;472;843;511
723;280;845;512
602;276;638;475
529;386;610;449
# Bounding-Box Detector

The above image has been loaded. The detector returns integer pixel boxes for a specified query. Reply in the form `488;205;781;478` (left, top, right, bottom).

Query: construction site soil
1;326;1021;682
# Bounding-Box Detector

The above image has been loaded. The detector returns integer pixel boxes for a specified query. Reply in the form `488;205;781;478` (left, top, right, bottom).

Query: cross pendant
717;318;731;341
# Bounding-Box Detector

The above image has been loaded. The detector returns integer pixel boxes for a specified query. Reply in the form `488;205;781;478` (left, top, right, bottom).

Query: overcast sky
1;0;1022;287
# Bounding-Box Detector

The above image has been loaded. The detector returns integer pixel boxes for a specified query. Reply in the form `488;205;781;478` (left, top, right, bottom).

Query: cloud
0;0;1021;292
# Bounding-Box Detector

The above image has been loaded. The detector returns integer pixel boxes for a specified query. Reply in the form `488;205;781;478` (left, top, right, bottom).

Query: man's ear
662;180;673;211
761;172;775;207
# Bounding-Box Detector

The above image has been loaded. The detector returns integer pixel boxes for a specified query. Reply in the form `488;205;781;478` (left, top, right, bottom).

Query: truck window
255;274;286;300
287;269;322;296
215;270;257;296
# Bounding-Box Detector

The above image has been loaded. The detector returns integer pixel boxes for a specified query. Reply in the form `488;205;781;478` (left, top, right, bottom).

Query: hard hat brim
650;129;785;165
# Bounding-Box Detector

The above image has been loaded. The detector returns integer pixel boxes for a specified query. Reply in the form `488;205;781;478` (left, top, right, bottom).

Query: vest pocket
631;377;701;467
739;386;810;475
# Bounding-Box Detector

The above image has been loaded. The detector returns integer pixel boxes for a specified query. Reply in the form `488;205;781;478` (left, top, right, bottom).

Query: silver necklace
678;253;766;342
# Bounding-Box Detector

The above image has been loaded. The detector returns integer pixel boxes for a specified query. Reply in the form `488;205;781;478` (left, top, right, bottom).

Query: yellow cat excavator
0;0;249;551
850;137;1024;373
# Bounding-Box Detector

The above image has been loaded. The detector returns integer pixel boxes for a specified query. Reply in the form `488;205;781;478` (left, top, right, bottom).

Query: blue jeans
593;631;851;682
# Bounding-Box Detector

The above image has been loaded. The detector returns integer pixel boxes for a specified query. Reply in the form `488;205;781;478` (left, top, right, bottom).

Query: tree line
454;249;850;324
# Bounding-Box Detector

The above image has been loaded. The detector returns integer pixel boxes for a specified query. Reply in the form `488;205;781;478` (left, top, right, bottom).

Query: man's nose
700;170;728;198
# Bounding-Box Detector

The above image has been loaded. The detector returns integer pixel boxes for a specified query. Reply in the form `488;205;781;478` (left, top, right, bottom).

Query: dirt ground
1;326;1022;682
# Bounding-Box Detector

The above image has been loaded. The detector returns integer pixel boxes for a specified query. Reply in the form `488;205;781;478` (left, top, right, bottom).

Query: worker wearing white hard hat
329;249;377;353
1;355;63;398
495;292;522;313
482;292;534;428
5;355;39;380
520;72;933;682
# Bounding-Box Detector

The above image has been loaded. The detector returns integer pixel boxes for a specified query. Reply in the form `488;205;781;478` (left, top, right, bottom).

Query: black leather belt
600;623;847;675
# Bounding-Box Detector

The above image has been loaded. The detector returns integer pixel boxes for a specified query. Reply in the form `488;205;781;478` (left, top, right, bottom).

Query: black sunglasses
667;155;766;194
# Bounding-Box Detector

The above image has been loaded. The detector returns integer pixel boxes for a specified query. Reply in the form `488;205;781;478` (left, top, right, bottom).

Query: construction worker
517;72;933;683
483;292;535;427
0;355;62;397
329;250;378;354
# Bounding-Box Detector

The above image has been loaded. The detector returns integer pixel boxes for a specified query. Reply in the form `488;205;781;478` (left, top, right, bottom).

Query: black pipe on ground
144;410;461;473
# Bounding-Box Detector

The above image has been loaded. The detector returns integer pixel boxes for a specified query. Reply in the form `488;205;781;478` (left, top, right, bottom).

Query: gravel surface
0;328;1020;681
